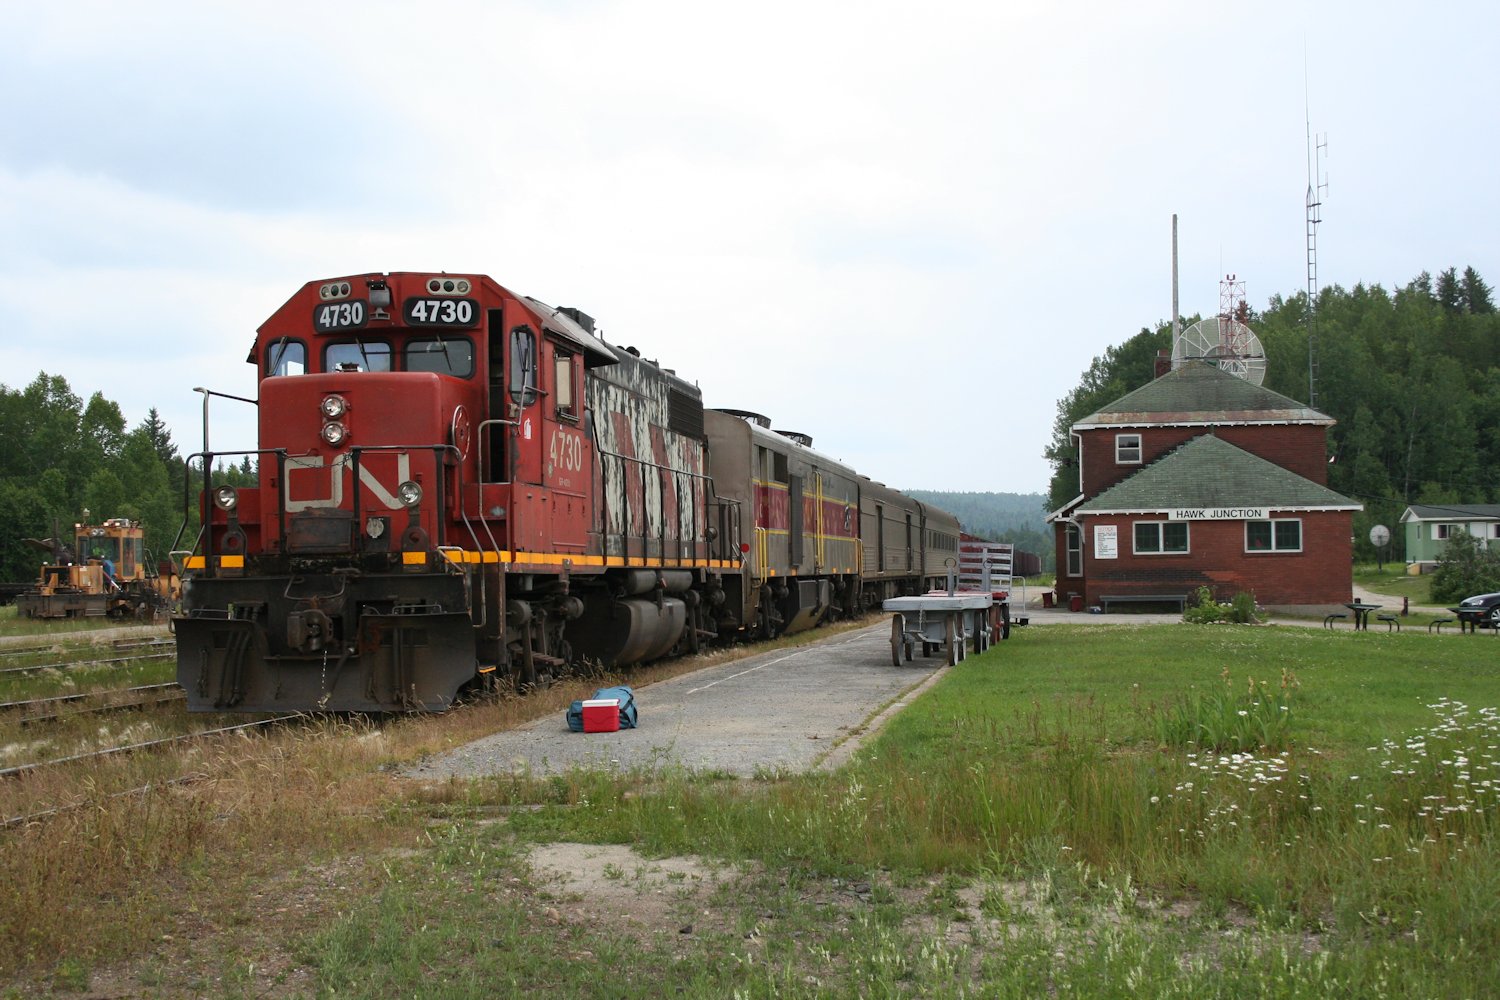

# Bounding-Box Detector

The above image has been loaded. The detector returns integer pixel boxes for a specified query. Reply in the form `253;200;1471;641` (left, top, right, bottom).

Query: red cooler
581;698;621;733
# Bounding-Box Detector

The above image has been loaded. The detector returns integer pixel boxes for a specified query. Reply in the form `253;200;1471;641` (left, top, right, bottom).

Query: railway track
0;646;175;678
0;682;185;725
0;714;306;783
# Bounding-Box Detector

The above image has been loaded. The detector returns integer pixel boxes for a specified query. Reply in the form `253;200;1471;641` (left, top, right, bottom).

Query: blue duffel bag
566;685;639;732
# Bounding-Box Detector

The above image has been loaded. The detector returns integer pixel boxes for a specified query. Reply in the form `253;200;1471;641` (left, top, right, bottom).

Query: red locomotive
176;272;962;712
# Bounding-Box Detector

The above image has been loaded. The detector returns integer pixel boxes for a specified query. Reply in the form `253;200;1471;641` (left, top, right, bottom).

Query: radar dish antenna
1171;274;1267;385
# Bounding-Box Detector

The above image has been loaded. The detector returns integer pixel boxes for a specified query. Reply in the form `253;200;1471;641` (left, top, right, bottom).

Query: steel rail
0;683;185;724
2;772;211;830
0;714;305;781
0;651;174;678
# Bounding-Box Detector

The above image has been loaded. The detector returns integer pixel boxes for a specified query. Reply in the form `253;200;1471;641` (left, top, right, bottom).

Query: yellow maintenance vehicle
16;518;176;621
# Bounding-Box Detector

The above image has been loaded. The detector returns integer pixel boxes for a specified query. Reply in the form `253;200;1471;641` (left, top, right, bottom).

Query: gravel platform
405;622;946;780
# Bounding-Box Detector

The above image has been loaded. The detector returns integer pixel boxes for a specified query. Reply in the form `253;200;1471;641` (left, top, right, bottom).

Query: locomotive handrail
178;448;288;575
594;444;717;566
346;443;489;626
191;386;258;457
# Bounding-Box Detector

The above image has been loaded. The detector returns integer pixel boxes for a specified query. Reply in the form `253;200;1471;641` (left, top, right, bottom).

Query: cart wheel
978;627;989;653
946;617;961;666
922;641;933;658
903;640;914;662
889;614;905;667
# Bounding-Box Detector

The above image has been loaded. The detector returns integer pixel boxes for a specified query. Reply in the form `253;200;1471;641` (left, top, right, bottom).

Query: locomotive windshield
266;339;306;377
324;340;392;372
405;337;474;378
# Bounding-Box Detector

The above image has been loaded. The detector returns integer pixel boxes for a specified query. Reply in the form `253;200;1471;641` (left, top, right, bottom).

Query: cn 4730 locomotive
176;272;961;712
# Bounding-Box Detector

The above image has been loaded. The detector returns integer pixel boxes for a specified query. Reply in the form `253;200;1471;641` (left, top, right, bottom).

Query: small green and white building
1400;504;1500;571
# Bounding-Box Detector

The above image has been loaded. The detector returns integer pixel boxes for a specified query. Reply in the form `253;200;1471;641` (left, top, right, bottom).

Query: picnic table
1449;606;1486;634
1344;602;1382;631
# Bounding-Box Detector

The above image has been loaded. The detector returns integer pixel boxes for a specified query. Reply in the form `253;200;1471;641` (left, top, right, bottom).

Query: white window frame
1245;518;1303;553
1133;520;1188;555
1115;433;1142;464
1065;524;1083;577
1435;523;1459;540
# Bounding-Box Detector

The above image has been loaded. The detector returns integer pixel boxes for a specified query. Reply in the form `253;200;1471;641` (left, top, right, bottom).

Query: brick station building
1046;362;1361;612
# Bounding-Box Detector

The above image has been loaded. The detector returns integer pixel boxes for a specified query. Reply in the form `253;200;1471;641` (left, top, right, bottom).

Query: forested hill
0;374;247;584
905;490;1052;565
1044;265;1498;563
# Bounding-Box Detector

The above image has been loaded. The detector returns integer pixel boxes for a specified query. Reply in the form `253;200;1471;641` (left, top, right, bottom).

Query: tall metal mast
1305;86;1328;407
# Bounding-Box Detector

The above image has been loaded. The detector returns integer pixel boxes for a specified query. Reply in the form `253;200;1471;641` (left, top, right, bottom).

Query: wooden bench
1428;617;1455;633
1323;613;1348;629
1376;614;1400;632
1098;594;1187;614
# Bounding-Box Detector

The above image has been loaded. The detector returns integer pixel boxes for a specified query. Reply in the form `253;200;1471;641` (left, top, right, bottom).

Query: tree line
1045;265;1499;564
905;489;1054;571
0;374;252;584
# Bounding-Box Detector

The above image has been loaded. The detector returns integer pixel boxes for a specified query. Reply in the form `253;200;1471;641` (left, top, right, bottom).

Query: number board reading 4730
403;297;478;326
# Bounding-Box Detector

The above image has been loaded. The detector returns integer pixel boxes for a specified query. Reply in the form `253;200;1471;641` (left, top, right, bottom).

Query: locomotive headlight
398;480;423;508
320;394;348;418
321;421;349;446
212;485;238;511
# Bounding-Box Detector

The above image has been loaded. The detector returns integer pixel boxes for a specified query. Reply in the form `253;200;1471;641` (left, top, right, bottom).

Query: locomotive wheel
889;614;905;667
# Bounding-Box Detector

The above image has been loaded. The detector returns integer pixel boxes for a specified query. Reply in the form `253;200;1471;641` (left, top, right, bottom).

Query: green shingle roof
1076;434;1360;513
1075;362;1332;428
1401;504;1500;522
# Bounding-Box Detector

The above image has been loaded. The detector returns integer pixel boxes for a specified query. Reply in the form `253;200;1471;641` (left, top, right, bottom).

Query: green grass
284;622;1500;996
10;621;1500;995
0;603;163;636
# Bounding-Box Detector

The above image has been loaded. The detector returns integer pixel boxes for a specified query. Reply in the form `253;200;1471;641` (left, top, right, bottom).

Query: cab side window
554;349;577;418
509;326;538;405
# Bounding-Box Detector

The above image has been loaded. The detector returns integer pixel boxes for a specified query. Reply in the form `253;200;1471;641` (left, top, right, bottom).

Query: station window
405;337;474;377
266;339;306;377
1246;519;1302;553
1065;524;1082;576
1134;520;1188;554
324;340;392;372
1116;433;1142;464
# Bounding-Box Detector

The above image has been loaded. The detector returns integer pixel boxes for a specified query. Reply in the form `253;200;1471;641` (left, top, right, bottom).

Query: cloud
1;0;1497;494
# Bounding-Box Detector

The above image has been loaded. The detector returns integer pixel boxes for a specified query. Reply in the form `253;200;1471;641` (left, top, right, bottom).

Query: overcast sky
2;1;1495;494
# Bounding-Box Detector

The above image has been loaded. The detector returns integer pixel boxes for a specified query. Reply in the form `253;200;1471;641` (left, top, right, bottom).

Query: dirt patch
525;842;748;942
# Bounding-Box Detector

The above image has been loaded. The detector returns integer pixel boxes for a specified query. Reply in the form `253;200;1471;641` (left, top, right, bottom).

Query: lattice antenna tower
1305;98;1328;406
1220;274;1247;353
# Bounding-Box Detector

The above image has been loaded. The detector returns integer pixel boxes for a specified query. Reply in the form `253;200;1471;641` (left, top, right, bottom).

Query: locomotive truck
175;272;961;712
